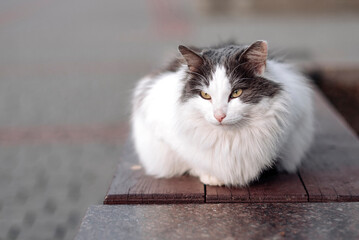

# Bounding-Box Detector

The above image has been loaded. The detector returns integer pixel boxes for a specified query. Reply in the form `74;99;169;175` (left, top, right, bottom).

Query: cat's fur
131;40;314;186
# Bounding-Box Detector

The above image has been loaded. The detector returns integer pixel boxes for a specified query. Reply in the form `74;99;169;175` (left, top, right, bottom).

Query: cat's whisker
186;70;207;83
232;77;252;86
228;62;248;78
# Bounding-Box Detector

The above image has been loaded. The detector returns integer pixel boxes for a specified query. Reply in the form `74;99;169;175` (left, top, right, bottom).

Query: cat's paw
199;174;224;186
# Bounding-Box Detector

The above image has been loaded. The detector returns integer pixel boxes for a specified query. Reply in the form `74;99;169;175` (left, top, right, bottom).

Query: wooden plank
104;142;205;204
248;169;308;202
206;169;307;203
206;185;250;203
299;89;359;202
76;203;359;240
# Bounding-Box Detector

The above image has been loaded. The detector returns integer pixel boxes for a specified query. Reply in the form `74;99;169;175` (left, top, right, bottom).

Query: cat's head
178;40;282;126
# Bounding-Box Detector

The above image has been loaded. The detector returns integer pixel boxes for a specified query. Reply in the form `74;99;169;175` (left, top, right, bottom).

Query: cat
131;40;314;186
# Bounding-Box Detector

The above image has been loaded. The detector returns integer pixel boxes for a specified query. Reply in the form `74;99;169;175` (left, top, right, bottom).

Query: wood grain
206;185;250;203
299;90;359;202
206;169;307;203
104;142;205;204
248;169;308;202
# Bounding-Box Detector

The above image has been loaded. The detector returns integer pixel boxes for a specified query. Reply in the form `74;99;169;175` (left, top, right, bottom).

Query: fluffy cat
131;40;314;186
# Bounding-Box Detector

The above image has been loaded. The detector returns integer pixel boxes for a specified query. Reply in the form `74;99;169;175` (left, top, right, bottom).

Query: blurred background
0;0;358;239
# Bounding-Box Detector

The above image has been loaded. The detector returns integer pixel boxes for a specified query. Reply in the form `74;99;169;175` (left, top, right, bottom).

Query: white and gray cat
131;40;314;186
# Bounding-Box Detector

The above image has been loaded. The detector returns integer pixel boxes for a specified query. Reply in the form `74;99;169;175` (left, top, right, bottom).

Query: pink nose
214;112;226;122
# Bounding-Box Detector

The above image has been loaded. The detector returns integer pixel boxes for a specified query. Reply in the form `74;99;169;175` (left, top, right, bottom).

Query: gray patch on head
231;76;282;103
180;58;214;102
180;44;246;102
141;42;280;104
224;47;282;103
179;43;282;103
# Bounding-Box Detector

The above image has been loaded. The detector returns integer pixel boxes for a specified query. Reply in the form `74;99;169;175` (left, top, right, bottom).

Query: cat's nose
214;111;226;123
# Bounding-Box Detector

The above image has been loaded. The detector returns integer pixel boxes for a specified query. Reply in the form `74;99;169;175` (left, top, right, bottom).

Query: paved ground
0;0;358;239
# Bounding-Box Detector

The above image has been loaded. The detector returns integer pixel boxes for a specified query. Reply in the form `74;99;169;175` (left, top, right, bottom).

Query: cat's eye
200;91;211;100
230;89;243;99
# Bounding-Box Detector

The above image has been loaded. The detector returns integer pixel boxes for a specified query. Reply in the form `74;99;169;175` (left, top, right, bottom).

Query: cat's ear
178;45;204;71
239;40;268;75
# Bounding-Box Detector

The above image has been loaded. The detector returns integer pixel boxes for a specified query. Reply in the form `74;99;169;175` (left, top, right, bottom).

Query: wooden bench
103;89;359;204
76;73;359;239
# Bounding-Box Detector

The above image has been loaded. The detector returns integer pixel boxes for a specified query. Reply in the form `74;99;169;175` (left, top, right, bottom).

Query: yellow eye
231;89;243;98
200;91;211;100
